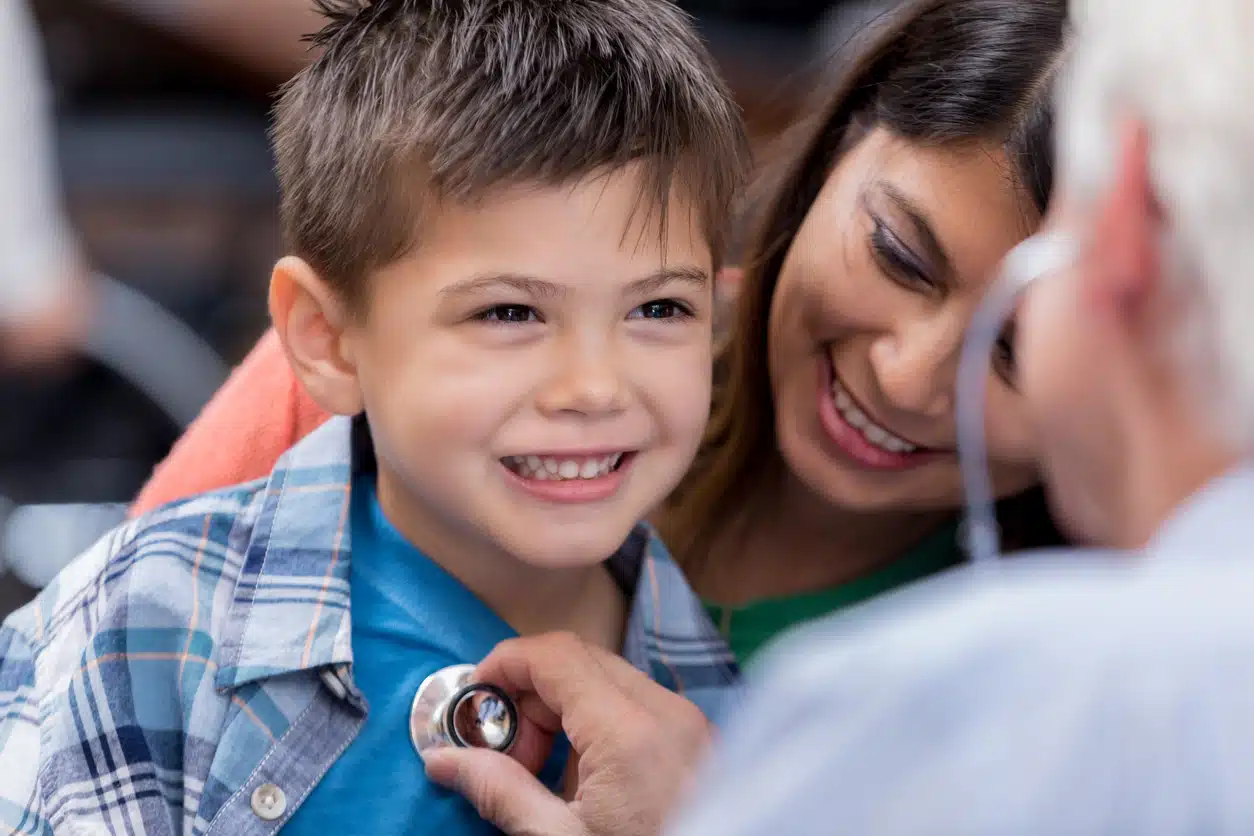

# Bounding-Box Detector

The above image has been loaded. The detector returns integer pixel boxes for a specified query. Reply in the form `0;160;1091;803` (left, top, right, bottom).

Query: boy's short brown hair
273;0;750;305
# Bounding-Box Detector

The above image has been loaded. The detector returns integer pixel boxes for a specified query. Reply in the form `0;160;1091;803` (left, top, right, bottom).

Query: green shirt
704;521;962;666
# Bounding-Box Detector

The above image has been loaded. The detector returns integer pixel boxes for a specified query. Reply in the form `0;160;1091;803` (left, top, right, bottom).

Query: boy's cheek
649;352;713;428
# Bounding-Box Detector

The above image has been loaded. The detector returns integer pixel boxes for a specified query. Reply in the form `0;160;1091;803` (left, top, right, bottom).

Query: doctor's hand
423;632;713;836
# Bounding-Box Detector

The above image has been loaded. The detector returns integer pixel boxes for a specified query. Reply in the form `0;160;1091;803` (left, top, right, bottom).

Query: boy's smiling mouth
500;452;635;503
503;453;628;480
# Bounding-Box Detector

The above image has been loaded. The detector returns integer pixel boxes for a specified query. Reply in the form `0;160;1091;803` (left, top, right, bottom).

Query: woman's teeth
504;454;625;481
830;382;918;454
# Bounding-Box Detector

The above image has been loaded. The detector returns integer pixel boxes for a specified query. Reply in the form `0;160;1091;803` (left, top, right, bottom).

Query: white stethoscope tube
955;232;1076;564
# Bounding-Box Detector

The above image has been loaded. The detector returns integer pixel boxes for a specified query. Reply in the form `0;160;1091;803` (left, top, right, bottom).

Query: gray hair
1060;0;1254;450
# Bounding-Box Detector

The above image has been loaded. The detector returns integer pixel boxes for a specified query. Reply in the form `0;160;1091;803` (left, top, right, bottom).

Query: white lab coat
670;466;1254;835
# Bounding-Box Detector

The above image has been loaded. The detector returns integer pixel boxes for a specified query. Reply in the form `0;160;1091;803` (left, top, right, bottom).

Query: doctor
426;0;1254;832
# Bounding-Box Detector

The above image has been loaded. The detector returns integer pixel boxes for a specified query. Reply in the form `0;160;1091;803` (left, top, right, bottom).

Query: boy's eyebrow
441;274;568;298
440;266;710;299
626;265;709;295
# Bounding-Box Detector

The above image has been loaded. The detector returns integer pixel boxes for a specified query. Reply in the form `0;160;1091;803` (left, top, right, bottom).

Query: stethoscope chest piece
409;664;519;761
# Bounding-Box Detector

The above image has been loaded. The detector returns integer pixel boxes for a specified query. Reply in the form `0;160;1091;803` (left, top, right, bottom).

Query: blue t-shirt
285;474;569;835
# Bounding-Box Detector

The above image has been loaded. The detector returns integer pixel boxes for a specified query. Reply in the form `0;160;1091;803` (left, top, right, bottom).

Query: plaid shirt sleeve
0;606;47;834
0;487;270;836
0;519;141;835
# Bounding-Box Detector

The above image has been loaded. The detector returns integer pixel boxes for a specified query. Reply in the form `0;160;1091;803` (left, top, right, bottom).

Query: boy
0;0;748;833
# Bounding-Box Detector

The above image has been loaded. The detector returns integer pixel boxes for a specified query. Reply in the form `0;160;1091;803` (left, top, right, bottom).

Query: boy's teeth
505;454;625;481
829;380;917;454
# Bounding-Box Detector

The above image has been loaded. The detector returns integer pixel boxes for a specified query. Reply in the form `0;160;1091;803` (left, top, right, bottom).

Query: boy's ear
269;256;364;416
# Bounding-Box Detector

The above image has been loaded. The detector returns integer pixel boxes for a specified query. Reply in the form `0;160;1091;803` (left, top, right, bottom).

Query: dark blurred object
25;0;281;354
0;270;230;594
60;110;280;354
696;13;812;145
691;2;903;149
1;2;282;618
680;0;836;27
33;0;283;102
0;574;35;622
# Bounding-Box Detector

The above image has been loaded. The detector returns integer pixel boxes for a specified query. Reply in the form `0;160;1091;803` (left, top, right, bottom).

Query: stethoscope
955;231;1077;564
410;664;520;759
408;231;1078;760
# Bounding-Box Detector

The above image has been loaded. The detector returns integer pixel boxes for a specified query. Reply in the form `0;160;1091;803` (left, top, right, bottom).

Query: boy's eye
629;299;692;320
476;304;540;324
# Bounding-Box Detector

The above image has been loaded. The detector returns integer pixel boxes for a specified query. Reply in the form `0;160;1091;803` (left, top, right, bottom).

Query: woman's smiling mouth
816;355;941;471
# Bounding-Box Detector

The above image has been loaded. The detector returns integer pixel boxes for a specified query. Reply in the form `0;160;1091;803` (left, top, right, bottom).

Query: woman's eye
629;299;692;320
476;304;540;324
870;219;936;291
993;331;1017;385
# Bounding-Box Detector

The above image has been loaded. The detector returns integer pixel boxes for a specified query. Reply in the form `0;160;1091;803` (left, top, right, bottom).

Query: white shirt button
250;783;287;822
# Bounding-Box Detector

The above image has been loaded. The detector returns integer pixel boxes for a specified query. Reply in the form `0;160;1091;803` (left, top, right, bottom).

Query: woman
660;0;1068;662
135;0;1068;666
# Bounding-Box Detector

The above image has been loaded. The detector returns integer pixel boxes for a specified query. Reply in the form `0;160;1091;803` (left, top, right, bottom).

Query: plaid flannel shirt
0;417;741;835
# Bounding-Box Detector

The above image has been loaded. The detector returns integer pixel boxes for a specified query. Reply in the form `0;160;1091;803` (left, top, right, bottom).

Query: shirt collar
1148;462;1254;560
215;416;359;691
615;522;740;691
215;417;734;692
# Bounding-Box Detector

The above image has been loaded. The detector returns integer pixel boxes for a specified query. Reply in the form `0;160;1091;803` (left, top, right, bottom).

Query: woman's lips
816;356;940;471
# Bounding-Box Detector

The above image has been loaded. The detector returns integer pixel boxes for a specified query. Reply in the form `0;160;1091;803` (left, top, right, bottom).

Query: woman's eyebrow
879;182;954;278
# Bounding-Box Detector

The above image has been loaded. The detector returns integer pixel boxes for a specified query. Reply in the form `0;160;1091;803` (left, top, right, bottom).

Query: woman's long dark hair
660;0;1069;573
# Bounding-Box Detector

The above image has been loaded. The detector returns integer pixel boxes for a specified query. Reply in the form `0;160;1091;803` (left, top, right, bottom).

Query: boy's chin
500;519;641;570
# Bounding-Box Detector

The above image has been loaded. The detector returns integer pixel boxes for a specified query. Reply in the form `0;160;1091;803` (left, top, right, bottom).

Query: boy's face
288;164;714;569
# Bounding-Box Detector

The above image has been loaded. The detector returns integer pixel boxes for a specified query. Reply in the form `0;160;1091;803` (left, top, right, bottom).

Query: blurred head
268;0;748;569
663;0;1068;567
1019;0;1254;547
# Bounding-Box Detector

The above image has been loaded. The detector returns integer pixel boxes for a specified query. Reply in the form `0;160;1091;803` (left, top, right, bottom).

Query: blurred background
0;0;895;618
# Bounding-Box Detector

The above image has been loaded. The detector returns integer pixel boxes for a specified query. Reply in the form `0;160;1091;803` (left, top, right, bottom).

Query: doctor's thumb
425;747;585;836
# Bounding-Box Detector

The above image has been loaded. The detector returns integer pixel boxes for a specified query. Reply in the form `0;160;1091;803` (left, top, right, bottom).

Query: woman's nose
868;325;956;419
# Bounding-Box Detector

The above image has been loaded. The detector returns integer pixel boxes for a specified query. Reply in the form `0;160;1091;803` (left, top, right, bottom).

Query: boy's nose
535;345;628;418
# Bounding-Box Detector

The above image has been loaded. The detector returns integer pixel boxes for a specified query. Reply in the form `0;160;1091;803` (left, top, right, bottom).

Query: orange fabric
130;328;332;516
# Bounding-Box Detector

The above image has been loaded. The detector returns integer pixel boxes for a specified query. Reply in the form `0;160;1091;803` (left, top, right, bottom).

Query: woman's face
768;127;1040;514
